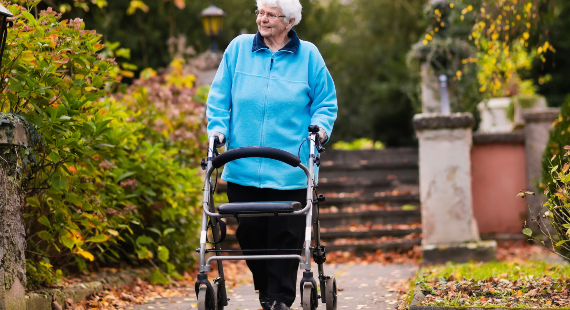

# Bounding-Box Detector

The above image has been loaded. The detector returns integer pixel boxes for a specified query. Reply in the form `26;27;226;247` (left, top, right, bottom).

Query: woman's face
256;4;291;39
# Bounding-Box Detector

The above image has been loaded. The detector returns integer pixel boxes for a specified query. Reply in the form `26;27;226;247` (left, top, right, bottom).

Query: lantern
0;4;13;71
200;4;226;51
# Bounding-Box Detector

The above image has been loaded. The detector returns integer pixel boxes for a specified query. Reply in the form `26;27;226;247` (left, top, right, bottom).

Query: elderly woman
206;0;338;309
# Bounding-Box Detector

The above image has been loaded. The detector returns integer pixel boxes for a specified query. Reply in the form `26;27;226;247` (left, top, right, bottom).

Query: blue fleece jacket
206;30;338;190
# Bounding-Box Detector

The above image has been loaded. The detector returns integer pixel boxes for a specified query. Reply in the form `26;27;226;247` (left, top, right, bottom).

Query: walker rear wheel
302;282;317;310
325;277;337;310
213;281;224;310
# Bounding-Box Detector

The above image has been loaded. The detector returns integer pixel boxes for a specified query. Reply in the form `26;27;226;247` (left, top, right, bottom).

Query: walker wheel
302;282;317;310
197;285;209;310
325;277;337;310
213;281;225;310
197;283;217;310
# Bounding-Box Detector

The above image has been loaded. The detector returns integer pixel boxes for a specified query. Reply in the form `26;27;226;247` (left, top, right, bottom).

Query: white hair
256;0;302;26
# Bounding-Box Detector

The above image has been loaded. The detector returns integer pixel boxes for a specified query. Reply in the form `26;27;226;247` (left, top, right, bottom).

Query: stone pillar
413;113;496;264
0;116;29;310
522;108;560;225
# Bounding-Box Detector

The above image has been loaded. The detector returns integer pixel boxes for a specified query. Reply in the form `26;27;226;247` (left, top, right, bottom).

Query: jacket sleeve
206;51;233;138
310;65;338;144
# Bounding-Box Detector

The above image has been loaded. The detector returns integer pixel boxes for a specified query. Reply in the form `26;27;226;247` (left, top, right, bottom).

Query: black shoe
271;301;290;310
259;290;272;310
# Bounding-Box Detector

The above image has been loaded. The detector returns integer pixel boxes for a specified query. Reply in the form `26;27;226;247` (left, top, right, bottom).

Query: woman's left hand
318;127;327;143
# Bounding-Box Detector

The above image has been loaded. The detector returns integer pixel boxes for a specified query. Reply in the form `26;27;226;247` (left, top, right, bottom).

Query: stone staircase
216;148;422;253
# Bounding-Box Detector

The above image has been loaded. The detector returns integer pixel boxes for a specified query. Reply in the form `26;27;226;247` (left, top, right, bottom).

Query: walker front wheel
197;283;217;310
197;285;208;310
302;282;317;310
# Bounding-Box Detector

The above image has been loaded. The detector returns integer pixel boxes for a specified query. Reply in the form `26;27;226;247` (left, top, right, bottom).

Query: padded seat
218;201;302;214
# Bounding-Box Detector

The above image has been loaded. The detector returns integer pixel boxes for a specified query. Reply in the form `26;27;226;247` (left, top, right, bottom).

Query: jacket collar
252;29;300;54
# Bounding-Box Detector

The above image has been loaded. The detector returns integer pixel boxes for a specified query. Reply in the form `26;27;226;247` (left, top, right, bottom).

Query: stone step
318;169;419;187
319;228;421;239
323;237;422;252
219;207;421;228
319;161;418;172
318;148;419;169
320;194;420;206
318;209;421;227
212;238;421;254
221;227;421;242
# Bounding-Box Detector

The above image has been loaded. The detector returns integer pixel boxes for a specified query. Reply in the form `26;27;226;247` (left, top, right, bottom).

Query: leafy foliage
31;0;257;70
1;1;205;288
461;0;554;97
332;138;384;151
530;0;570;108
523;97;570;261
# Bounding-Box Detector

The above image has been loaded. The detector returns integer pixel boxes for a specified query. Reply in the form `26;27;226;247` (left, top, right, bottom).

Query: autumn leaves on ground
52;240;558;310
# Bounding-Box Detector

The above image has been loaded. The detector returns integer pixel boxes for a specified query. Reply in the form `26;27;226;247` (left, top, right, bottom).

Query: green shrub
1;1;205;287
541;97;570;194
523;96;570;261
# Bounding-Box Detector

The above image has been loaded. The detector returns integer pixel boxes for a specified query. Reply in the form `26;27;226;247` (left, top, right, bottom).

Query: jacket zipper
259;54;274;185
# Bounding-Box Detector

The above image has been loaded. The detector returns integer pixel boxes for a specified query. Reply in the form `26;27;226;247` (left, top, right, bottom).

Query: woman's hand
211;132;226;148
318;127;327;143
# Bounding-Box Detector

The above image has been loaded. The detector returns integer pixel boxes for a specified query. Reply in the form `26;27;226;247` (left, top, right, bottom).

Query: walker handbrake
308;125;326;153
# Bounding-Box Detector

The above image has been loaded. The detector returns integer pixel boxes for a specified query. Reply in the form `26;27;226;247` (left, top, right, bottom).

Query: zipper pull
270;58;274;70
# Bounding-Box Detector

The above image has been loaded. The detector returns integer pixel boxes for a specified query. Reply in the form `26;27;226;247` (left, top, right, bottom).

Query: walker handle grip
308;125;320;133
211;147;301;169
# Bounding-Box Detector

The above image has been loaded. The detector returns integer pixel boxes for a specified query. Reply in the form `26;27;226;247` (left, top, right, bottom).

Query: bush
540;97;570;192
332;138;385;150
526;145;570;261
522;96;570;261
1;1;205;287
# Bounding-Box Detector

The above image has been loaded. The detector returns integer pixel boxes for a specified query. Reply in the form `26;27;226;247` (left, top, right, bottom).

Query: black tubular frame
210;146;301;169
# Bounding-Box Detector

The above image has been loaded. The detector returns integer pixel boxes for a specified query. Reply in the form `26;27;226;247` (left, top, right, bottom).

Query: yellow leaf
127;0;149;15
120;70;135;78
74;248;94;261
21;53;36;62
108;229;119;236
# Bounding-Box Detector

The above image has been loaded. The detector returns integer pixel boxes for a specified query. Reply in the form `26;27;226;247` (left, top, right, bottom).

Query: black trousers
227;182;306;307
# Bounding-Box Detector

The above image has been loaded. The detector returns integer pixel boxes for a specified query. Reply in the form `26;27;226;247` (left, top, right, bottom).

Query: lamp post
200;4;226;52
0;4;13;72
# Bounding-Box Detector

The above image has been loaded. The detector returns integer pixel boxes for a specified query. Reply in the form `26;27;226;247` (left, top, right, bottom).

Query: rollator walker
195;125;338;310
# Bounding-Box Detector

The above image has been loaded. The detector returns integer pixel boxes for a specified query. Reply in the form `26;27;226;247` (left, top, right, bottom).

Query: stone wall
0;118;29;310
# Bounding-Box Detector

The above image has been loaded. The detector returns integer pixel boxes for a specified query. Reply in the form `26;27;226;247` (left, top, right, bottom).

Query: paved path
133;263;417;310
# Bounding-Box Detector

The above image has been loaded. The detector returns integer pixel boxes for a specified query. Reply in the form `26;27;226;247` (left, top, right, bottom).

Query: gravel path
133;263;417;310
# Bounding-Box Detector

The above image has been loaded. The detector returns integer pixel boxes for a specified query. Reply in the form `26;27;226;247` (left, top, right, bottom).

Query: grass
405;260;570;309
419;260;570;282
